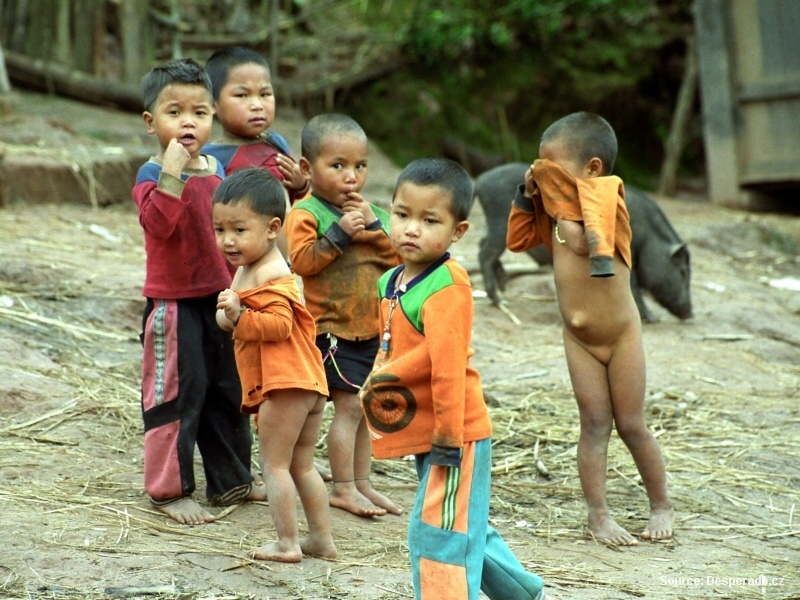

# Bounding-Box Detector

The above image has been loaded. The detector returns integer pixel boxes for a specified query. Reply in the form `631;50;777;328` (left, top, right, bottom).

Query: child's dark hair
205;46;271;101
212;167;287;222
540;112;618;175
393;158;473;221
141;58;212;112
301;114;367;162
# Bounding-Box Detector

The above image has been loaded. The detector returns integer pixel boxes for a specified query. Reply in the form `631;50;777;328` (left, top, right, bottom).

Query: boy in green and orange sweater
360;158;546;600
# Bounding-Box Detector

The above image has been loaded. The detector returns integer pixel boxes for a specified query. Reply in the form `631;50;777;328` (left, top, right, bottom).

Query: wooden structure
0;0;402;111
695;0;800;210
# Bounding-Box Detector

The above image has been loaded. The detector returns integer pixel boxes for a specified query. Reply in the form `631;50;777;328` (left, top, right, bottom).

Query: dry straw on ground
1;207;798;600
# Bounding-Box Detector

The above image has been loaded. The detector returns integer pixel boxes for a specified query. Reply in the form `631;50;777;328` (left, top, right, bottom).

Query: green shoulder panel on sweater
385;263;457;334
372;205;391;231
292;197;338;237
377;266;398;297
294;197;391;238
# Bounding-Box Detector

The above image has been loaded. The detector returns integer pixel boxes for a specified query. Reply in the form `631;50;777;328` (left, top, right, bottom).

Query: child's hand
555;219;589;255
276;154;308;192
338;210;366;237
523;163;537;198
161;138;191;178
216;288;242;324
342;193;377;225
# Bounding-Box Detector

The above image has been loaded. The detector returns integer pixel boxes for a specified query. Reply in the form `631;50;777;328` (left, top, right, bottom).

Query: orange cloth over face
519;159;632;276
231;275;328;413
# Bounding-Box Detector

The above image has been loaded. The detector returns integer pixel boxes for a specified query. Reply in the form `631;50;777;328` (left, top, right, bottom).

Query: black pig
473;162;693;322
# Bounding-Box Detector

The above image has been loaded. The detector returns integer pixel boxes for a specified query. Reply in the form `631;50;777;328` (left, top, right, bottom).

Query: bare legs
251;389;337;562
564;328;674;546
327;388;401;516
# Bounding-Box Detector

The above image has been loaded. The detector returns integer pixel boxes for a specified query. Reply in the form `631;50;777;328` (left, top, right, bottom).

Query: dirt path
0;92;798;600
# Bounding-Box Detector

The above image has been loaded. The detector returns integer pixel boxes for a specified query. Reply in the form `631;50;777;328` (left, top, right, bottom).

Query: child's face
213;200;280;268
539;139;597;180
143;83;213;159
389;182;468;276
301;134;368;207
214;63;275;141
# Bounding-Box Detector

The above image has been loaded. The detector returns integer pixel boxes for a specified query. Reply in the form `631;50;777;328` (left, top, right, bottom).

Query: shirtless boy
507;112;674;546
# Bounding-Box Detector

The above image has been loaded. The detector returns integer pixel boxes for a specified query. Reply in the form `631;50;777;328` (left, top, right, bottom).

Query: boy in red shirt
203;46;308;200
133;58;265;525
361;158;546;600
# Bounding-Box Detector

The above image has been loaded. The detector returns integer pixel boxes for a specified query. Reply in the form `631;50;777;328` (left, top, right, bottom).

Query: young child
360;158;546;600
133;58;265;525
213;167;336;563
285;113;401;518
506;111;674;546
203;46;309;201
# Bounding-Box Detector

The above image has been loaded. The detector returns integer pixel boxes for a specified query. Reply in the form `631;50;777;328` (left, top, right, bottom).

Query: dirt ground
0;91;799;600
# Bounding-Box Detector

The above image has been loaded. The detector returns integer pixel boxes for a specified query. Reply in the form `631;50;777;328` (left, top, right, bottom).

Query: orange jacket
360;257;492;459
232;275;328;413
285;196;399;340
506;159;632;276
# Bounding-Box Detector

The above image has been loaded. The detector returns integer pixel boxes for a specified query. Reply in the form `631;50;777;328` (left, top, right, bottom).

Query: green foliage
340;0;696;180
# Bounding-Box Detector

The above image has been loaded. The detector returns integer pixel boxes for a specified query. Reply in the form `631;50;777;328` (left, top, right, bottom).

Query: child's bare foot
248;481;268;502
301;535;338;559
251;466;265;487
641;506;674;541
356;481;402;515
329;484;386;517
154;497;215;525
588;514;638;546
315;462;333;482
251;541;302;563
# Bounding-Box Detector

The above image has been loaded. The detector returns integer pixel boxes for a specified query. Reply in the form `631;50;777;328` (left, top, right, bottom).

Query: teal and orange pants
410;438;545;600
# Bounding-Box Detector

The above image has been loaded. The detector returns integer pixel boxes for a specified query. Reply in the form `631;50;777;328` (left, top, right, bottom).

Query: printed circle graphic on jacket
361;373;417;433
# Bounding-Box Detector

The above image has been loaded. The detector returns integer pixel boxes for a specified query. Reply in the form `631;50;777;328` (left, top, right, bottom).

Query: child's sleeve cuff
513;184;535;212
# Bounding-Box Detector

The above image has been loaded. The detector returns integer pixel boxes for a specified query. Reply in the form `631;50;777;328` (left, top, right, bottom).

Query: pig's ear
670;242;688;257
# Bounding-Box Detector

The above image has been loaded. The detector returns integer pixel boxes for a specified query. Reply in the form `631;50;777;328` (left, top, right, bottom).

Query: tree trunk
4;49;141;112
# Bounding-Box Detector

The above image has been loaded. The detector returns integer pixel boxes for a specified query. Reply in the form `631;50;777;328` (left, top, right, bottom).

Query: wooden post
0;43;11;94
119;0;148;83
270;0;279;78
54;0;73;66
658;34;698;197
694;0;741;204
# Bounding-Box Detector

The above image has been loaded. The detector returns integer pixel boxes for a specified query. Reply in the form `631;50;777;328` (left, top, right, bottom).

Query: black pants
141;294;253;505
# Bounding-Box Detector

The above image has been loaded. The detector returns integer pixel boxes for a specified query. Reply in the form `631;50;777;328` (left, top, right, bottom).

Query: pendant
381;331;391;352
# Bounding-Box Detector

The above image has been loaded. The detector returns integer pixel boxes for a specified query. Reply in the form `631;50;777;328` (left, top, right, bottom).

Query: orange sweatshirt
506;159;632;276
360;256;492;460
232;275;328;413
285;196;399;340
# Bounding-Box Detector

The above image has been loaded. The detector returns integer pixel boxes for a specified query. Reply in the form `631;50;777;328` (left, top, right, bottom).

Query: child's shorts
315;333;379;393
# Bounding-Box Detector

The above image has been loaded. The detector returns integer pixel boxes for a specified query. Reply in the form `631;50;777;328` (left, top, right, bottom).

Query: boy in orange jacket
361;158;546;600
